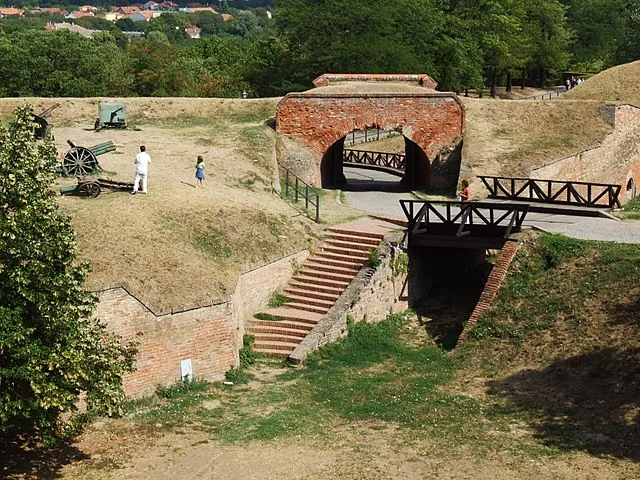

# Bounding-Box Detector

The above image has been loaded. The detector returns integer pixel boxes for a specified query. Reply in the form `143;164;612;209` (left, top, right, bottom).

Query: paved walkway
340;167;640;244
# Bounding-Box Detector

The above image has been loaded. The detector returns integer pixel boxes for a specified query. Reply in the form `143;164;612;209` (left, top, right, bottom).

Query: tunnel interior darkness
320;129;431;191
408;246;493;350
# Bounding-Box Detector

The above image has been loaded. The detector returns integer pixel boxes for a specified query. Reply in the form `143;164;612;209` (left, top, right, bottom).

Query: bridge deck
400;200;530;249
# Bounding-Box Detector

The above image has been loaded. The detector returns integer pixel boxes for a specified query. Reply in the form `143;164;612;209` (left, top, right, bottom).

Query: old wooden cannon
59;139;116;176
59;177;134;198
32;103;60;139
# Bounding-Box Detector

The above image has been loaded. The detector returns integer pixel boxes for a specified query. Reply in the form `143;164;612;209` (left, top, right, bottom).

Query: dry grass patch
561;60;640;105
3;97;334;312
461;98;613;196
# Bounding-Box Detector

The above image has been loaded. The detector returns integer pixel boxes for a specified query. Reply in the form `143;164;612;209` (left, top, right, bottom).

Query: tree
0;106;136;443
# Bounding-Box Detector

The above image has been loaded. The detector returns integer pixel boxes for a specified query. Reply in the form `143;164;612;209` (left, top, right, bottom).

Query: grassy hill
14;233;637;479
0;98;361;312
561;60;640;105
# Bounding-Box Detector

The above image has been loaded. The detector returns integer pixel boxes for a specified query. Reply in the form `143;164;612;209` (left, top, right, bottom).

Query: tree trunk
538;67;546;88
490;70;497;98
521;70;526;89
506;71;512;92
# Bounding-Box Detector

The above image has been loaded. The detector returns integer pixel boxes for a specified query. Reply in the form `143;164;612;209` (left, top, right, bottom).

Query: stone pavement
340;167;640;244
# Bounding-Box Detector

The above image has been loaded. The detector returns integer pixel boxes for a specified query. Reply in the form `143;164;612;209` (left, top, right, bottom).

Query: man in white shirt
131;145;151;195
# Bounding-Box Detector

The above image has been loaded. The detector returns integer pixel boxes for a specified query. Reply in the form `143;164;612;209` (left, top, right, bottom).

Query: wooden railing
281;167;320;223
343;149;406;172
478;175;622;208
400;200;529;239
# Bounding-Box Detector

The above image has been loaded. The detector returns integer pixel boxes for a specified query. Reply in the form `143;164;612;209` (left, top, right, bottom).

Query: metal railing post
305;185;309;210
315;195;319;223
285;170;289;198
295;177;299;203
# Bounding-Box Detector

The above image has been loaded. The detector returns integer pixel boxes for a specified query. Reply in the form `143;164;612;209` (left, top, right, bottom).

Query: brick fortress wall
95;250;309;398
275;75;465;190
531;104;640;203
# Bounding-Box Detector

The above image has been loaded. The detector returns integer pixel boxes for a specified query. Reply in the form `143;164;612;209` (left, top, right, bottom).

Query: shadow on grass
414;284;481;350
486;347;640;461
0;439;89;479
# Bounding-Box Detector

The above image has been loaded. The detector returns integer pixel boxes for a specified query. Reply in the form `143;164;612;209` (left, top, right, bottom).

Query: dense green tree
0;30;133;97
0;105;136;443
523;0;572;86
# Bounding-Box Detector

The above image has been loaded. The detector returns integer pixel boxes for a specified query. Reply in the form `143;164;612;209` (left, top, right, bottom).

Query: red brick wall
276;93;465;186
531;104;640;204
95;288;237;398
457;240;521;344
94;251;311;398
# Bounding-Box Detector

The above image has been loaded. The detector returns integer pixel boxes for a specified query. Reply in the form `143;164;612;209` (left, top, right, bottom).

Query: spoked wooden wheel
62;147;98;176
78;182;101;198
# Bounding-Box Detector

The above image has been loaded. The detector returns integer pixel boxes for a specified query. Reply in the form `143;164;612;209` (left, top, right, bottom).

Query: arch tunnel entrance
320;128;431;191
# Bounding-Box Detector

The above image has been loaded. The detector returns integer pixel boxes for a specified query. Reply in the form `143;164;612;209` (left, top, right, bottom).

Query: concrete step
254;340;298;353
306;255;362;270
325;239;377;252
252;347;291;357
283;286;341;303
284;293;334;309
322;244;371;258
259;307;323;324
315;250;368;265
251;319;315;332
286;301;330;315
290;274;350;290
327;232;381;246
248;326;309;338
288;280;345;296
253;334;305;345
303;261;360;277
328;228;385;241
298;267;355;283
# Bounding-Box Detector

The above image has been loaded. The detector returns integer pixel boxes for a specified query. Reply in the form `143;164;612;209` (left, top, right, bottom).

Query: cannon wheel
78;182;101;198
62;147;98;176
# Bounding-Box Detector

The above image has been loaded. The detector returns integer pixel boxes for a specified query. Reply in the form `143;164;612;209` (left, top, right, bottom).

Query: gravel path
341;167;640;244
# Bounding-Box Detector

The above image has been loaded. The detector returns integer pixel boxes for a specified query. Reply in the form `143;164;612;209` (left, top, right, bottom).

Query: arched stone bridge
275;74;465;191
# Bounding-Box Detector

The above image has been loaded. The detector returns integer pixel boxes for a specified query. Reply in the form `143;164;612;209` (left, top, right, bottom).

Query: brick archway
276;74;465;190
320;131;431;189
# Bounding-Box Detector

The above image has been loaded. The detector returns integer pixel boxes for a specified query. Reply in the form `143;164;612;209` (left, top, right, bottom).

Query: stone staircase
248;225;387;357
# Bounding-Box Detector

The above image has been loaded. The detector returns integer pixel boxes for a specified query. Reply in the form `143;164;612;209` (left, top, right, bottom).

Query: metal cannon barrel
89;141;116;156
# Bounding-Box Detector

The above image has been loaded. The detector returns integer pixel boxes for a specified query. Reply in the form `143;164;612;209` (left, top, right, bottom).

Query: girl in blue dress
195;155;205;188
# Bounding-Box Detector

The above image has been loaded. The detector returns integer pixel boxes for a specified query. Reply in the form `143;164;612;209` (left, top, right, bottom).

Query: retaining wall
96;249;309;398
531;104;640;203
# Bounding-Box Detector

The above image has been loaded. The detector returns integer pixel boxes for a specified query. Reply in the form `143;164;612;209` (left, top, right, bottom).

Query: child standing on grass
195;155;205;188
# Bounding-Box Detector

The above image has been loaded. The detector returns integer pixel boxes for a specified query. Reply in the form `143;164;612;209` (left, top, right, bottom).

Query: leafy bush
366;248;382;268
0;106;136;444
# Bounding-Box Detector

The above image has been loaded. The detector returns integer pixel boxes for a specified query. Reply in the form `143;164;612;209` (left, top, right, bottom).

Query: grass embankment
461;99;613;189
561;60;640;105
91;233;639;472
621;196;640;220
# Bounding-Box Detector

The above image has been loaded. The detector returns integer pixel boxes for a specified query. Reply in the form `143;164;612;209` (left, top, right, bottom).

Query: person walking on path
458;179;470;203
195;155;205;188
131;145;151;195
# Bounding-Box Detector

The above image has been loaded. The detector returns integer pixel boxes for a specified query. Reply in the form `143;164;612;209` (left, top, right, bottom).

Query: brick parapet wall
457;239;521;344
312;73;438;89
289;233;408;363
95;250;309;398
530;104;640;204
